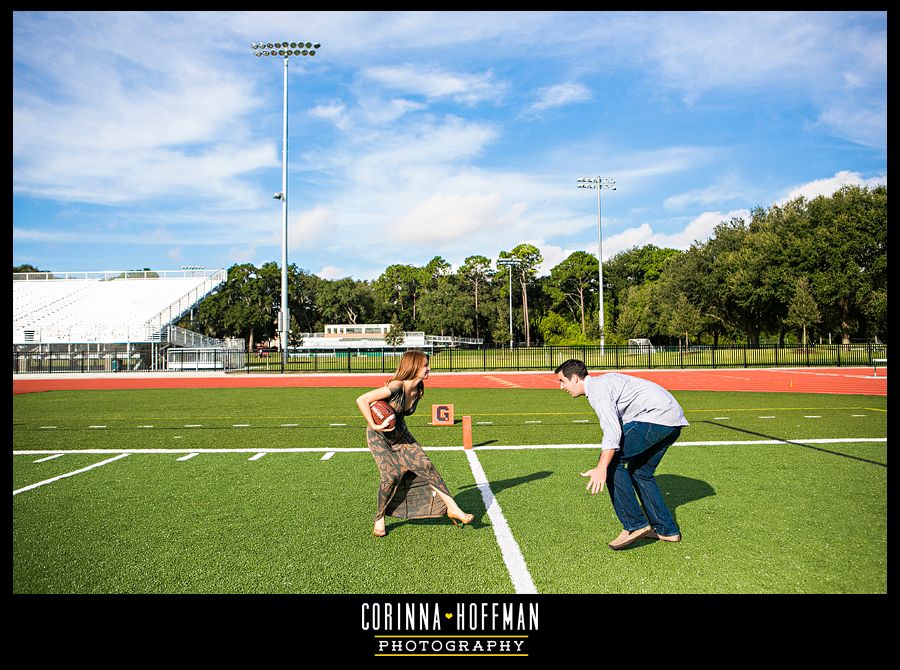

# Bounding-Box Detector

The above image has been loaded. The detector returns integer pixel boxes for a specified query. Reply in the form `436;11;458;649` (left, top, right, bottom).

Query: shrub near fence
11;343;887;374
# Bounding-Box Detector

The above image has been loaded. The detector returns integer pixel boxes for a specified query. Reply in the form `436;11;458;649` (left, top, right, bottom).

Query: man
554;359;688;550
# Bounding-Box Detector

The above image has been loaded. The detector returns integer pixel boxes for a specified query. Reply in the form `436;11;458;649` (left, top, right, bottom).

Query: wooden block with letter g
431;404;454;426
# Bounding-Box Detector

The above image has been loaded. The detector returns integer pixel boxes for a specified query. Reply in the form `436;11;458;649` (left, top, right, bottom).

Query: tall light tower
577;176;616;354
251;40;320;356
497;258;522;349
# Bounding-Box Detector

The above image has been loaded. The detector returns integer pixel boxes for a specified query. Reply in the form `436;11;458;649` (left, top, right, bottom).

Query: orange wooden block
431;403;454;426
462;415;473;450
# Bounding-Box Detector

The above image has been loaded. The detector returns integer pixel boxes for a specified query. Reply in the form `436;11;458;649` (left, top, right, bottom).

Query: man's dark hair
554;359;588;380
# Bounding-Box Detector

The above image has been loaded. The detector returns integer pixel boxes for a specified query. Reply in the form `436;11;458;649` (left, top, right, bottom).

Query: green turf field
13;387;887;594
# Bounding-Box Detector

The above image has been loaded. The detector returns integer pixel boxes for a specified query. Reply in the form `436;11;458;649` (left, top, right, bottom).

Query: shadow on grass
699;421;887;467
617;473;716;551
656;473;716;520
387;471;552;532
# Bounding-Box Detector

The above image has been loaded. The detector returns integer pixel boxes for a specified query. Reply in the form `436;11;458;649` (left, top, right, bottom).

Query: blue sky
13;11;887;280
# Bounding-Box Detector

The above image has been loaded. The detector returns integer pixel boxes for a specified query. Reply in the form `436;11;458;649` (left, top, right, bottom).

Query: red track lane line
11;367;886;395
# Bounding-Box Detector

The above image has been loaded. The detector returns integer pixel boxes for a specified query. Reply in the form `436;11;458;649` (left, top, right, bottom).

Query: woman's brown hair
390;350;428;398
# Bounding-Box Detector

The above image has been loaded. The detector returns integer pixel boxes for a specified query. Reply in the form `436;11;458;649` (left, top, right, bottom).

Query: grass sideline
13;387;887;593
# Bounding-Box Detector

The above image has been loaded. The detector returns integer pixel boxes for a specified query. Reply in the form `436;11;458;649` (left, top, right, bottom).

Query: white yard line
249;452;266;461
464;449;537;595
12;437;886;458
177;453;198;461
13;454;130;496
33;453;64;463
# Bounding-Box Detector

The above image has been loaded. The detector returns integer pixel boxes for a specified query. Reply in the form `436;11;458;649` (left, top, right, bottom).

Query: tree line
14;185;886;349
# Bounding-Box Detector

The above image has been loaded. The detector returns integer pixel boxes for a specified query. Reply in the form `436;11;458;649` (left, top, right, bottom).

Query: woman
356;350;475;537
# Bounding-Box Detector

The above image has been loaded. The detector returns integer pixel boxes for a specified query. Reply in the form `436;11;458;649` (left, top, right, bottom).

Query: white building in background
296;324;482;349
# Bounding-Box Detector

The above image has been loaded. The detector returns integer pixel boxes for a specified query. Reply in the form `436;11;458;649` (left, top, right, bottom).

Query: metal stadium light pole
577;176;616;355
497;258;522;349
251;40;320;361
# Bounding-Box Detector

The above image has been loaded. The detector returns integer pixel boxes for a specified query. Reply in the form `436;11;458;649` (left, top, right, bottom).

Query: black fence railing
12;344;162;374
11;343;887;375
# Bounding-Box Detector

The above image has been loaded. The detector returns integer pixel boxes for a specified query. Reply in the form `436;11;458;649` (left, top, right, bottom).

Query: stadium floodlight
251;40;322;359
577;176;616;355
497;258;523;350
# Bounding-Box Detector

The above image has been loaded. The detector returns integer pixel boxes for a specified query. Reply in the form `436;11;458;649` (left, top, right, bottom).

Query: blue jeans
606;422;682;537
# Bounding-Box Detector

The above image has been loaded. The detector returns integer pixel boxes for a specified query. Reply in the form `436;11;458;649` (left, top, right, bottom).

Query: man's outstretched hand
580;467;606;494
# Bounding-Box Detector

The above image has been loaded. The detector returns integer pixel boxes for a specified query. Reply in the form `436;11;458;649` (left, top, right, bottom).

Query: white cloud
12;12;886;281
814;103;886;149
524;82;592;115
316;265;346;280
602;209;750;258
336;116;500;198
362;64;506;105
532;242;582;276
225;246;259;266
390;192;506;243
663;176;752;210
310;102;351;130
777;170;886;205
360;98;428;125
290;205;337;250
642;12;886;146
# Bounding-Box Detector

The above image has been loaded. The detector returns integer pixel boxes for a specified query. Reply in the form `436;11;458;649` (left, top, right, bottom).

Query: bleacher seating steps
12;271;225;344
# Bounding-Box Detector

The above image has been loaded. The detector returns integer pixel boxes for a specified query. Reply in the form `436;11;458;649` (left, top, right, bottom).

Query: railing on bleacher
143;269;227;341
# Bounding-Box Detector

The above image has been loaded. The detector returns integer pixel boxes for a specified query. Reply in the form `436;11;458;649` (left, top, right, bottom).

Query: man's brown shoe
608;525;652;550
646;531;681;543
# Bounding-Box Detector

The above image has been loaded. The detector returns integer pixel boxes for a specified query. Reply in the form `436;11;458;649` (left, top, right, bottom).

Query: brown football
370;400;396;431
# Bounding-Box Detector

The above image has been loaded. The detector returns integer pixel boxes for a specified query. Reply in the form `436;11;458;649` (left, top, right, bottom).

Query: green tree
697;217;762;346
666;293;703;348
315;277;378;325
615;283;660;341
803;185;887;344
193;263;275;350
537;311;591;345
418;275;472;337
605;245;680;328
384;319;406;347
653;244;727;346
288;266;325;334
420;256;452;291
458;255;494;340
499;244;542;346
13;264;44;274
785;277;821;345
548;251;598;335
373;264;420;326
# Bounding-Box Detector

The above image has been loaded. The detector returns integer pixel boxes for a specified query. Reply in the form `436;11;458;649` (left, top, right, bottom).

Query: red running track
12;367;886;395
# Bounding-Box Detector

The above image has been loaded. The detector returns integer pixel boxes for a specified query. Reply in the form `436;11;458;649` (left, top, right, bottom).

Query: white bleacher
12;270;225;344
